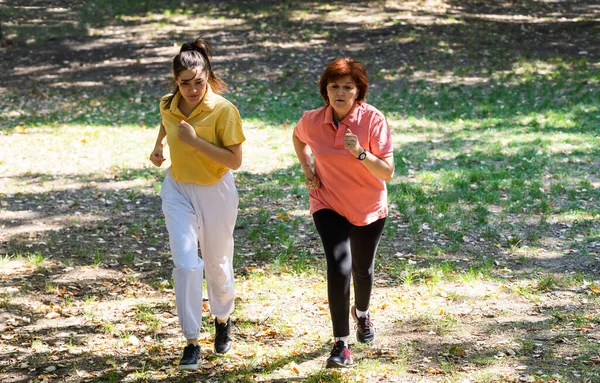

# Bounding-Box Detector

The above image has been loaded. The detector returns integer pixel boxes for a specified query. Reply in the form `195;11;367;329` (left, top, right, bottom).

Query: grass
26;252;44;266
0;293;10;308
1;1;600;382
0;255;11;267
136;304;161;333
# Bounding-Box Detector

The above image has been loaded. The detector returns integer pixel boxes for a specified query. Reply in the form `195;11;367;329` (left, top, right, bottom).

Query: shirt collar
169;85;218;116
323;102;361;126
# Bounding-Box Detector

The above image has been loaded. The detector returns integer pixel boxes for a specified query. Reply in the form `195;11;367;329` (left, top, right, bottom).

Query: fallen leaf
201;361;217;369
427;366;442;374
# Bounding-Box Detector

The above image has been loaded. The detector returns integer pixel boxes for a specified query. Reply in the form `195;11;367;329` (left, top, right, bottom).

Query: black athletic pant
313;209;386;338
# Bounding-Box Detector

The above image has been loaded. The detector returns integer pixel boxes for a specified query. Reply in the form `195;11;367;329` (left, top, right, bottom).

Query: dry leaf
427;366;442;374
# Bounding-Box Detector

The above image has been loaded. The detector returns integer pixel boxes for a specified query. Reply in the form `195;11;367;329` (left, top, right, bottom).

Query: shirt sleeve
369;112;394;159
294;112;308;143
217;103;246;147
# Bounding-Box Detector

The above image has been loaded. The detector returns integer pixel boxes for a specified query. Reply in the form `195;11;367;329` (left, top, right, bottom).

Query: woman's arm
293;130;311;168
149;123;167;167
353;150;395;181
293;128;321;189
177;120;243;170
344;128;394;181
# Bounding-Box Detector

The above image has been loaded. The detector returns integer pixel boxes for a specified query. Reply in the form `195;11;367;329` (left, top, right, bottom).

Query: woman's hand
344;128;363;157
305;173;321;190
177;120;197;145
293;129;320;189
149;145;165;167
301;163;321;190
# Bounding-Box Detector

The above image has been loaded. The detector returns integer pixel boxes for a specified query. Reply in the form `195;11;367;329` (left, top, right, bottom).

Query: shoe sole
178;363;199;370
357;336;375;344
326;359;353;368
214;345;232;354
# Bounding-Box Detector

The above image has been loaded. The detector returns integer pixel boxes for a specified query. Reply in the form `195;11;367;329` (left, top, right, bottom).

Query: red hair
319;57;368;105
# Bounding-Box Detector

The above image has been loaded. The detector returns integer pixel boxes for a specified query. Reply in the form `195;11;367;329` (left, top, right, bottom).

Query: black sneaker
214;317;233;354
326;340;353;368
178;344;200;370
351;305;375;344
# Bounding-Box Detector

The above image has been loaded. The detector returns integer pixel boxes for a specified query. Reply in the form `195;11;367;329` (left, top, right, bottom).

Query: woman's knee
172;258;204;276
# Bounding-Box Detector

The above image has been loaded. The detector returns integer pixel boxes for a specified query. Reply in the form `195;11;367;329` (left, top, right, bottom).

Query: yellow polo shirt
160;86;245;185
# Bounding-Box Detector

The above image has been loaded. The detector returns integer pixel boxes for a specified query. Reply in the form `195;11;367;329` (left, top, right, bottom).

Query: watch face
358;151;367;160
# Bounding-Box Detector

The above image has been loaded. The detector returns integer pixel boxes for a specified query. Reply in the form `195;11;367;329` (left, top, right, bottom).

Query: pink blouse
295;102;394;226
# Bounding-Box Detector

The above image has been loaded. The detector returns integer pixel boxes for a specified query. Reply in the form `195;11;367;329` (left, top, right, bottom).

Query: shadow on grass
0;158;598;381
2;141;598;275
382;312;600;380
3;326;331;383
1;0;598;130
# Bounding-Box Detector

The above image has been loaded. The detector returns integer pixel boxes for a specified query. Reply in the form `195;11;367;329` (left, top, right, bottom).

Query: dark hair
170;37;226;99
318;57;368;105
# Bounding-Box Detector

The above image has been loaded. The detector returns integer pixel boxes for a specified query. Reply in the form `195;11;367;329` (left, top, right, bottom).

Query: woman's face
176;67;208;108
326;75;358;120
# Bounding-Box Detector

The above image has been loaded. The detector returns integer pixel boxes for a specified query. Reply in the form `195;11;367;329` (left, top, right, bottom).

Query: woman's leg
350;217;386;312
192;171;239;321
161;170;204;341
313;209;352;338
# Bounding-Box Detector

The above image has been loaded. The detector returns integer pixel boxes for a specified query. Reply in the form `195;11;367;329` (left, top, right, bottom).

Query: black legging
313;209;386;338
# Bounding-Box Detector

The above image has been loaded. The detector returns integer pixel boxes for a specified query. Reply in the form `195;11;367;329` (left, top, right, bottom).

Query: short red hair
319;57;368;105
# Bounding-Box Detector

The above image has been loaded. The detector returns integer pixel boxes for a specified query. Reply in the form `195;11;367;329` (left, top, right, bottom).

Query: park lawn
1;1;600;382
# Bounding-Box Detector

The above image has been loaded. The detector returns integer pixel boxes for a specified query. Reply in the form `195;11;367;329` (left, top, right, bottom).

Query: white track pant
161;169;238;340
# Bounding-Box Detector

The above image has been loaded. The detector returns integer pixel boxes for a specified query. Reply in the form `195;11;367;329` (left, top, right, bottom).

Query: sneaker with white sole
214;317;233;354
326;340;353;368
351;305;375;344
178;344;200;370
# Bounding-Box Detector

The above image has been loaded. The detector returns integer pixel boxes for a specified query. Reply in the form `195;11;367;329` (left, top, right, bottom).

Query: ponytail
169;37;227;102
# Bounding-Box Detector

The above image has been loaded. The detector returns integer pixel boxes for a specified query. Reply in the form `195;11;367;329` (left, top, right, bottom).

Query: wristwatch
357;150;367;161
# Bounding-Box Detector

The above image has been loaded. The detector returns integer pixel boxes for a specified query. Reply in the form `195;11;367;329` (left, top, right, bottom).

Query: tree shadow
1;1;599;381
0;155;598;380
3;319;332;382
381;307;600;380
1;0;598;117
